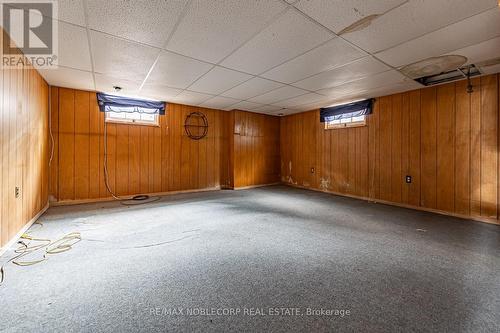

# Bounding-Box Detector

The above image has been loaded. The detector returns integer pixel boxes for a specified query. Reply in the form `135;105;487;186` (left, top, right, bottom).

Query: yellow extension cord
0;226;81;285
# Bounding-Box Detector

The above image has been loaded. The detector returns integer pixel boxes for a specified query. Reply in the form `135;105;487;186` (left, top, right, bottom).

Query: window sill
325;122;366;130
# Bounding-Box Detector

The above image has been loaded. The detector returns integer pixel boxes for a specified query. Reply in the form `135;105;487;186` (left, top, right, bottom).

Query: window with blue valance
320;99;374;122
97;92;166;115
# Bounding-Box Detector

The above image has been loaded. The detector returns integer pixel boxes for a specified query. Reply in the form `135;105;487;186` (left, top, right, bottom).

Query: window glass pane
108;111;125;119
126;113;141;120
141;113;155;121
325;114;366;129
106;111;158;126
352;115;365;122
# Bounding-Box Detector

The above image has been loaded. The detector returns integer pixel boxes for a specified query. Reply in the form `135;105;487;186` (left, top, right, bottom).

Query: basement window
98;92;165;127
321;99;372;130
325;114;366;129
105;111;159;126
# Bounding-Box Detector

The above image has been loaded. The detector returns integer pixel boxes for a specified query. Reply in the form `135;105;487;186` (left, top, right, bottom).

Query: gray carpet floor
0;185;499;332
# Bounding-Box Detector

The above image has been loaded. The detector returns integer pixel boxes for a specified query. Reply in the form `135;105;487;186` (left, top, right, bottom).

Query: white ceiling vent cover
400;55;468;79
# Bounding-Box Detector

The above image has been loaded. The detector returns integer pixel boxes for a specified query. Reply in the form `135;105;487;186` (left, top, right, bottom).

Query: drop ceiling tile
261;37;365;83
338;80;423;102
37;67;94;91
297;100;332;111
95;74;143;95
317;70;409;97
376;7;500;67
371;80;423;97
58;21;92;71
140;83;183;101
252;105;283;113
228;100;263;111
170;90;214;106
481;63;500;75
266;109;292;116
272;108;302;116
188;66;252;95
248;86;308;104
200;96;240;109
294;56;389;91
221;9;333;74
289;104;319;112
343;0;497;53
7;0;86;26
444;36;500;66
91;31;159;81
145;51;213;89
272;93;327;108
58;0;87;26
294;0;406;34
221;77;284;99
86;0;188;47
322;98;366;108
167;0;287;63
320;95;367;108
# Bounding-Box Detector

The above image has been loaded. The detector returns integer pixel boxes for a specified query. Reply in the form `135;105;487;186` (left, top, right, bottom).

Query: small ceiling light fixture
338;14;380;35
277;113;284;116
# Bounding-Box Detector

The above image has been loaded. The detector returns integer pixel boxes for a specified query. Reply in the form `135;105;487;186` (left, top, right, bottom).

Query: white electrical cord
103;118;161;205
48;86;55;166
103;119;121;200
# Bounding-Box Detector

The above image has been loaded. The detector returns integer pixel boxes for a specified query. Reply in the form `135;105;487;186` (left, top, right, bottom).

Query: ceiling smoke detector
338;14;380;35
400;55;468;79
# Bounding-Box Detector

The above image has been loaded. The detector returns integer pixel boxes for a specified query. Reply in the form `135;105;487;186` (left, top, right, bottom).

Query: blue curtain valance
320;99;373;122
97;93;166;115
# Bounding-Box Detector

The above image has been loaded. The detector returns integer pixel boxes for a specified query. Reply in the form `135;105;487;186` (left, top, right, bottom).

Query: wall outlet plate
405;175;412;183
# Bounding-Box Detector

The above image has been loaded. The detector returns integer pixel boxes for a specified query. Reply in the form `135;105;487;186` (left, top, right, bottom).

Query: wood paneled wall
232;110;280;188
0;59;49;248
281;74;500;224
49;87;231;202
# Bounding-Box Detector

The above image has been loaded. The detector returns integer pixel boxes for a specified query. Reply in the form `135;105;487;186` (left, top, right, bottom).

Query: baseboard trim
50;186;222;206
0;202;50;258
283;183;500;227
233;182;280;190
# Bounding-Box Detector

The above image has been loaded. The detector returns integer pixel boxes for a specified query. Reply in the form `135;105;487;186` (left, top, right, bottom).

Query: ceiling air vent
400;55;481;86
413;64;481;86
